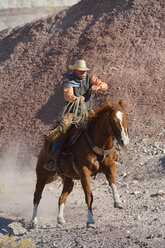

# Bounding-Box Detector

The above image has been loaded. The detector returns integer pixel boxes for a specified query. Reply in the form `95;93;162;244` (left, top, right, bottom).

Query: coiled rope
62;96;88;128
43;97;88;143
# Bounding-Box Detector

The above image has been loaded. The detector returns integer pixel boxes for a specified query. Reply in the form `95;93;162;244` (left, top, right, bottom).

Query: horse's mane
88;105;109;124
88;101;123;124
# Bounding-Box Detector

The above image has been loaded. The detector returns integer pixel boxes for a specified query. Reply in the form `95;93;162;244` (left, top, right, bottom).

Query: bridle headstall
84;107;123;158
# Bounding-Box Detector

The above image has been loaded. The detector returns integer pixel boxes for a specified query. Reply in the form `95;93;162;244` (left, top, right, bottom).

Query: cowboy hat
68;59;90;71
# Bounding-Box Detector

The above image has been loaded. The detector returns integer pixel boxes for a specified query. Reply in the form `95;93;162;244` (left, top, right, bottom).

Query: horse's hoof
86;222;96;228
57;217;65;225
114;202;123;209
115;161;123;168
28;221;38;230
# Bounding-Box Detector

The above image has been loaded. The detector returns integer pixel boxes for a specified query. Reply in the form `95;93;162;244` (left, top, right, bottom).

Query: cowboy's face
74;70;87;80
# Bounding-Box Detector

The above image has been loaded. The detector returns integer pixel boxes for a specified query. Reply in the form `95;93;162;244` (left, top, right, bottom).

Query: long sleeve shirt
64;75;108;102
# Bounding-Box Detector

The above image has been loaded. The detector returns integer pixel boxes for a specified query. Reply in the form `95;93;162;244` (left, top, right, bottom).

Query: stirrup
43;159;57;171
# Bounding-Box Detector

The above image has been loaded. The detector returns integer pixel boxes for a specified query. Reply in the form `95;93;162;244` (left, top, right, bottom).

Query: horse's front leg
57;177;74;225
104;162;123;209
31;177;47;228
80;167;95;228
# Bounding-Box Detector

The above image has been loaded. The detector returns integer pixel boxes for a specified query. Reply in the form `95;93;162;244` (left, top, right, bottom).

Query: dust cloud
0;142;59;225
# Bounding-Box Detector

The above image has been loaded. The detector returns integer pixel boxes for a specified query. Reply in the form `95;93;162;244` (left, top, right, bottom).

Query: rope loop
62;97;88;128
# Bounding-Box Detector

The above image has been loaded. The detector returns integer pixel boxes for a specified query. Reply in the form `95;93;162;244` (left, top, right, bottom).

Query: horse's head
105;99;129;148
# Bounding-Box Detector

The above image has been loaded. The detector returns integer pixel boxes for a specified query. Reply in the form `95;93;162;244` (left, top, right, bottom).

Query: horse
31;99;129;228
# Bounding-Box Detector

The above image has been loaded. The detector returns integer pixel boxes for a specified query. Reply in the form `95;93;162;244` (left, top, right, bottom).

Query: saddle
55;126;84;178
68;126;84;145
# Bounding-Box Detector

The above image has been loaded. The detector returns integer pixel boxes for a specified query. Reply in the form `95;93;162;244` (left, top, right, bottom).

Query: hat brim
68;65;90;71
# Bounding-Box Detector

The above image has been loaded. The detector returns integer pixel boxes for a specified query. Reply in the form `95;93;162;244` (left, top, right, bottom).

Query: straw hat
69;59;90;71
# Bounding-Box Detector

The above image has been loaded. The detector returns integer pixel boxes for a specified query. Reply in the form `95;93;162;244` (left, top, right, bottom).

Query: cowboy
43;59;108;171
62;59;108;111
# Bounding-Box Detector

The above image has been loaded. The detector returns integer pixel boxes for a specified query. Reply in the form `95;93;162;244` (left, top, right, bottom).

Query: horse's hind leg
80;168;95;228
104;162;123;209
57;177;74;225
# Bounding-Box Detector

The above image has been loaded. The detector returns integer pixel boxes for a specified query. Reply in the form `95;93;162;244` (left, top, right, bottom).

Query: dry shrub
0;235;35;248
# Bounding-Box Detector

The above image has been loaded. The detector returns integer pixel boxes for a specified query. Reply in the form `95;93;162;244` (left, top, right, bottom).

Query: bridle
85;131;116;157
85;107;124;159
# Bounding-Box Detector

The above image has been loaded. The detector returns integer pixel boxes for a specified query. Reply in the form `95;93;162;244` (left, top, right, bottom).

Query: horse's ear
119;99;124;108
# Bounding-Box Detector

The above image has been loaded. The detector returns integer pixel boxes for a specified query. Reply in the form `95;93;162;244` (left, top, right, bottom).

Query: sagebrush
0;235;35;248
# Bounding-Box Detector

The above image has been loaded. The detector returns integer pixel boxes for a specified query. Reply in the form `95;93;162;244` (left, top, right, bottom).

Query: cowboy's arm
64;86;77;102
63;77;85;101
63;77;77;102
92;75;108;91
64;87;85;102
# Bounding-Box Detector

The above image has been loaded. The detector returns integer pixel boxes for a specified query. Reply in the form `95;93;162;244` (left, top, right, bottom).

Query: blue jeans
51;141;63;156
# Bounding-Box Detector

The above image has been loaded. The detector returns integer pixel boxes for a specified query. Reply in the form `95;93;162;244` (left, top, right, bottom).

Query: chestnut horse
31;99;129;228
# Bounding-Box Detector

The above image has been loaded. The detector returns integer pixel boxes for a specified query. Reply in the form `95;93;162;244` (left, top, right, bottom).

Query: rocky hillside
0;0;164;161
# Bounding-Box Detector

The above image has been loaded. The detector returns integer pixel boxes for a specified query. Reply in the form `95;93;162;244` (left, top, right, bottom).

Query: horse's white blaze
57;203;65;222
31;203;38;224
87;209;95;224
111;183;121;203
116;111;129;146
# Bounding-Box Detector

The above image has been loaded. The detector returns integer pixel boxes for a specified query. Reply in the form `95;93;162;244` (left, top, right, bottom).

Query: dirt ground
0;144;165;247
0;0;165;247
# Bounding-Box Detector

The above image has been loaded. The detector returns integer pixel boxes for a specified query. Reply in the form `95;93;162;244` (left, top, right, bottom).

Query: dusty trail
0;144;165;247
